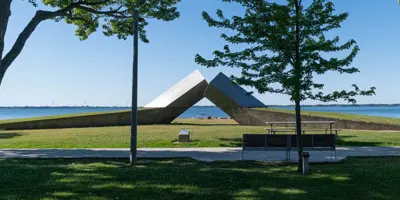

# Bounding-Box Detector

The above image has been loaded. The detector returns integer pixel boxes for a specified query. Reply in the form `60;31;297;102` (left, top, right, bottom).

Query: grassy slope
256;108;400;125
0;119;399;148
0;157;399;200
2;107;400;126
0;109;132;124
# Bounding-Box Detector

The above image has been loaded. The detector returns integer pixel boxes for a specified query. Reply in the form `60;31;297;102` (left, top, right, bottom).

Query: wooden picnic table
265;121;337;135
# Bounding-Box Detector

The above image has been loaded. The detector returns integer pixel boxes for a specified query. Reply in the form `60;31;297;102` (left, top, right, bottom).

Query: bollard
302;152;310;175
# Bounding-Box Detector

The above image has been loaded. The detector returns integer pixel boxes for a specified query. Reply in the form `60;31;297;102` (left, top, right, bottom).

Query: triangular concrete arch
140;70;266;124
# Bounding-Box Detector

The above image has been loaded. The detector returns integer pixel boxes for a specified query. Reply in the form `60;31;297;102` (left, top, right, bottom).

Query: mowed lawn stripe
0;119;399;148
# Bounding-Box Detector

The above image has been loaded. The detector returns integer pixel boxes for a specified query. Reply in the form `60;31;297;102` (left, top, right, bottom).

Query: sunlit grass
0;119;399;148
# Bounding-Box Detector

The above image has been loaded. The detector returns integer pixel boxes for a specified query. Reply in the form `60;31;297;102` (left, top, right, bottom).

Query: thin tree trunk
294;0;303;172
295;99;302;171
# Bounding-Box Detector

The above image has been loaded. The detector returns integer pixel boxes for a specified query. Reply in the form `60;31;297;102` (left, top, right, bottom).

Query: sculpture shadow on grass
0;132;25;139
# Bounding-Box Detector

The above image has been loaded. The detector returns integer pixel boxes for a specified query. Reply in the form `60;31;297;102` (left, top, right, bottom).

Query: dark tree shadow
218;137;242;147
0;132;25;139
335;135;385;146
0;157;399;200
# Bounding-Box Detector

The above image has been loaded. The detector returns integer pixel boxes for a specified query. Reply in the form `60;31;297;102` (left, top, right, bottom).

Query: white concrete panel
144;70;206;108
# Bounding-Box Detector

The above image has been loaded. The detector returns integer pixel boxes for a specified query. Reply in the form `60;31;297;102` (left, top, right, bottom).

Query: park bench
242;133;336;160
265;121;339;136
264;128;340;135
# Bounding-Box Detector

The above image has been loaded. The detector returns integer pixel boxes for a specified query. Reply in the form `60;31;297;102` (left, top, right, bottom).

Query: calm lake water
0;106;399;120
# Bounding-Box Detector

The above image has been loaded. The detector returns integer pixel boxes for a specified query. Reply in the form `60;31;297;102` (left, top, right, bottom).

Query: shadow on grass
336;136;386;146
216;135;388;147
0;157;399;200
170;122;239;126
171;139;200;144
0;132;25;139
218;137;242;147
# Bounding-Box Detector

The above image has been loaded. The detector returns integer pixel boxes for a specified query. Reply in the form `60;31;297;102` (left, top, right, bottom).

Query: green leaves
196;0;375;104
25;0;38;7
36;0;180;41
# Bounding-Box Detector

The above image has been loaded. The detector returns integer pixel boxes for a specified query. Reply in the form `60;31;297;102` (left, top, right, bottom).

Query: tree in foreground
0;0;180;86
195;0;375;171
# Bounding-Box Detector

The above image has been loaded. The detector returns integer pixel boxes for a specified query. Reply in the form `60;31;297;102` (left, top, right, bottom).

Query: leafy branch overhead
195;0;375;103
26;0;180;41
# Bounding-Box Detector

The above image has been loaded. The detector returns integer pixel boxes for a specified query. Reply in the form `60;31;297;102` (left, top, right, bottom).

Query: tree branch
1;0;134;71
1;9;69;71
74;4;130;18
74;0;110;6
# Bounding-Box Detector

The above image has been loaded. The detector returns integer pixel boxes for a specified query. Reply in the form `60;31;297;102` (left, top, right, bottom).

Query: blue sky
1;0;399;106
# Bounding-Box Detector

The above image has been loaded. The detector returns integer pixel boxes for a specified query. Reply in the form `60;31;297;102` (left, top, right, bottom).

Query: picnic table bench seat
264;128;340;135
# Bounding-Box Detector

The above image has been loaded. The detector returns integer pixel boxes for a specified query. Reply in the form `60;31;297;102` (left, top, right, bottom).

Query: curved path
0;147;399;162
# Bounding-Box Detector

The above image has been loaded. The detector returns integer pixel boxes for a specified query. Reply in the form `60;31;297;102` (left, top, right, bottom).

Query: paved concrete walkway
1;147;400;162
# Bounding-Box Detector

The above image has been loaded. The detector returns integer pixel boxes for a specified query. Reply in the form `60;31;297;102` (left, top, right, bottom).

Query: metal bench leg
284;151;287;161
330;150;333;159
335;150;337;160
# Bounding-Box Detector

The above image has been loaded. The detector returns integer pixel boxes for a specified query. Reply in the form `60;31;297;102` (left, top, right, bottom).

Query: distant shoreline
0;104;399;108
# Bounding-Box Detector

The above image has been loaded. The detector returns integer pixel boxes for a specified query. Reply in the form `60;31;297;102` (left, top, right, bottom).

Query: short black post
302;152;310;175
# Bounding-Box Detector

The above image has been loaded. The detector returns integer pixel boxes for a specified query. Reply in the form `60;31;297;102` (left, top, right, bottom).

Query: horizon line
0;103;400;108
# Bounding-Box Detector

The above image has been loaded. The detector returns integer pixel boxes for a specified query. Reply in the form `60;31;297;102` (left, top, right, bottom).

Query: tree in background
0;0;180;86
195;0;375;171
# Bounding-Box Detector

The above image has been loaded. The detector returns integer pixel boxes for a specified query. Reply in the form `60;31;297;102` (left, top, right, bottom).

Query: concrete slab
204;72;265;109
1;147;399;163
145;70;207;108
142;70;208;123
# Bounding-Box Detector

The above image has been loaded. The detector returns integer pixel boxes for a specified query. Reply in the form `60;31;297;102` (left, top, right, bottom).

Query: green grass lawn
0;119;399;148
0;157;399;200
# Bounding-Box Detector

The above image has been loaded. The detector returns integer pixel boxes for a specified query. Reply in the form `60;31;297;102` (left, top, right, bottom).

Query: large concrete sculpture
1;71;398;130
140;70;266;125
204;72;265;109
142;70;208;124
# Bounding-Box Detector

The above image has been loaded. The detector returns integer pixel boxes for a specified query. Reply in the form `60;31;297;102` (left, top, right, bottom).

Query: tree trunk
295;99;302;171
294;0;303;172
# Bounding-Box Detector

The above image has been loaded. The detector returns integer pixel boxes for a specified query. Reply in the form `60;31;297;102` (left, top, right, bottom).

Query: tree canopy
195;0;376;171
195;0;375;104
0;0;180;85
